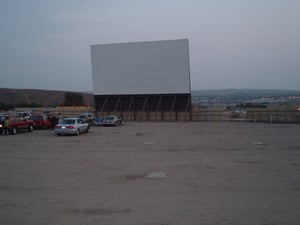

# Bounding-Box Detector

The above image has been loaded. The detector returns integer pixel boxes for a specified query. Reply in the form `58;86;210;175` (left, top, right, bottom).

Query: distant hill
0;88;94;106
1;88;300;107
192;89;300;98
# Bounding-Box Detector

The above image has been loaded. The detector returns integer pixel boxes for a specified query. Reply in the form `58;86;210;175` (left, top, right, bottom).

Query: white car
16;111;31;119
54;118;89;136
103;115;122;126
79;112;95;124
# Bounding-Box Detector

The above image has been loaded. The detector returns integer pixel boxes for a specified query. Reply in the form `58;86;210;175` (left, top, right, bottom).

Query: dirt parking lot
0;122;299;225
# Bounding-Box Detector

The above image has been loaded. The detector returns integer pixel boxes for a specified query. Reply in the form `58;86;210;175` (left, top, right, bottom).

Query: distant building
90;39;191;121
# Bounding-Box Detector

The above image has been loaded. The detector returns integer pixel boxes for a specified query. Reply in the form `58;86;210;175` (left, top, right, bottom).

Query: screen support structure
94;93;191;121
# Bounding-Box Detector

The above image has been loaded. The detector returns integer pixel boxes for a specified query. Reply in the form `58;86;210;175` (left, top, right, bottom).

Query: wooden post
170;96;176;121
100;97;108;118
185;95;191;121
126;97;134;121
141;97;148;122
155;96;162;121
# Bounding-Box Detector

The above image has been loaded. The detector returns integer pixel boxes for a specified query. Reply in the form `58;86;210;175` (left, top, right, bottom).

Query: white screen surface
91;39;191;95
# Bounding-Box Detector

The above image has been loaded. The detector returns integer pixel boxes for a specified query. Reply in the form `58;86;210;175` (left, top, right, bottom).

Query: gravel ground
0;122;299;225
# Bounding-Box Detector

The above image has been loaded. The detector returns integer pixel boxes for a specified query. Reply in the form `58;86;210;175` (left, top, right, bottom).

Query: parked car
94;117;104;126
103;115;122;126
16;111;32;119
45;113;59;127
54;118;89;136
4;115;35;135
29;114;51;129
79;113;95;124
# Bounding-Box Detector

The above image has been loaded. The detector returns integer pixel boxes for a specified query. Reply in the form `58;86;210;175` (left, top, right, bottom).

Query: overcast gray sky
1;0;299;92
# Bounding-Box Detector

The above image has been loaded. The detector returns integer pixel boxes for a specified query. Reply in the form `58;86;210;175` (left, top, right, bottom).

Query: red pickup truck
5;115;35;135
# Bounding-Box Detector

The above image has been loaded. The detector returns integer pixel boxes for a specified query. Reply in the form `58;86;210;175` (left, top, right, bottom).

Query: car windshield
30;115;41;120
79;115;85;119
0;116;5;122
104;116;114;120
61;119;75;124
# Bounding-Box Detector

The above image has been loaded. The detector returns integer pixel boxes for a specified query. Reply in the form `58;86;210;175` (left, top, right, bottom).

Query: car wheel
28;125;34;132
86;126;89;133
56;133;61;136
11;127;17;135
76;129;80;136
